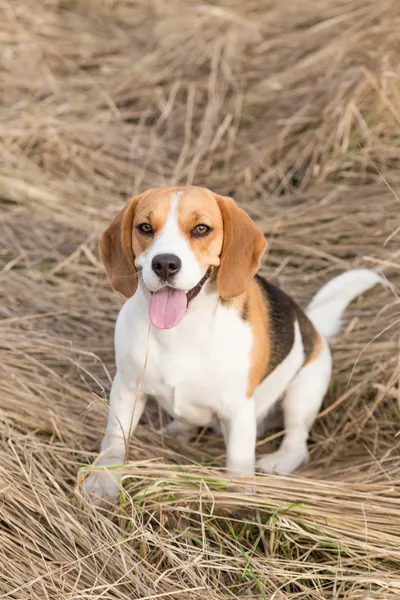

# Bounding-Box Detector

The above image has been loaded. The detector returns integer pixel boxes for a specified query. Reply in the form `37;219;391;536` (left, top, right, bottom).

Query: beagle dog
84;186;381;502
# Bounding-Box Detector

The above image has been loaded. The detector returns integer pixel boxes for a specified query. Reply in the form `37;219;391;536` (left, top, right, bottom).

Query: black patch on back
256;276;295;376
255;275;316;378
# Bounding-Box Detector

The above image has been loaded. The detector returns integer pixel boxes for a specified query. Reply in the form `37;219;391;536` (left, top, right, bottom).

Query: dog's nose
152;254;182;280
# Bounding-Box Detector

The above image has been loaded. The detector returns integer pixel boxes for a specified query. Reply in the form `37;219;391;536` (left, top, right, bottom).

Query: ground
1;1;400;598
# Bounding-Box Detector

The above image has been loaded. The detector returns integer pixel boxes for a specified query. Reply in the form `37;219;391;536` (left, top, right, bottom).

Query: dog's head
100;186;266;329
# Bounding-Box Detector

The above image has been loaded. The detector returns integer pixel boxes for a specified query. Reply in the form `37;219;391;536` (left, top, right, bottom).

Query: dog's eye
191;224;212;237
138;223;154;236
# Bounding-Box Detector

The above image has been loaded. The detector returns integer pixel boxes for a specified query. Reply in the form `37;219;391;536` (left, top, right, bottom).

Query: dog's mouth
149;269;211;330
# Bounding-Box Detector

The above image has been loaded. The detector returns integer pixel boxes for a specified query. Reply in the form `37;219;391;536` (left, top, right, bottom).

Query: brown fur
246;278;271;397
99;189;173;297
177;187;224;269
100;186;267;302
99;197;139;298
304;330;324;364
295;306;324;365
216;195;267;299
244;275;322;397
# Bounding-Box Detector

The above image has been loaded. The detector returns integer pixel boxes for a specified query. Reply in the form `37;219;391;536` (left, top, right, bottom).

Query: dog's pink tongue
149;288;187;329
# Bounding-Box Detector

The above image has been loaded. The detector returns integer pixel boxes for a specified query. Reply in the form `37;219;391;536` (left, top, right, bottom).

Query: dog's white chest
117;291;253;426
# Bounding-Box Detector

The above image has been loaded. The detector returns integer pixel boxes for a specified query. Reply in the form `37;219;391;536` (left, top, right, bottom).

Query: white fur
254;321;304;423
84;281;256;500
306;268;384;339
84;203;382;503
257;340;331;474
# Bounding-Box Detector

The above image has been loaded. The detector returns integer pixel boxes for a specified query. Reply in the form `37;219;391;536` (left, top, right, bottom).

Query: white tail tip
307;269;385;340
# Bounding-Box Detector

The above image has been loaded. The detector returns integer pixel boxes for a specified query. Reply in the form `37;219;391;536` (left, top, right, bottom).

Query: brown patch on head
99;188;173;297
174;187;267;294
131;188;172;261
177;187;224;270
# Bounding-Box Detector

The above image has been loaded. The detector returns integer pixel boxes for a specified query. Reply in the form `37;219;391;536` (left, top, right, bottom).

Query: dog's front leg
222;398;257;478
83;371;146;504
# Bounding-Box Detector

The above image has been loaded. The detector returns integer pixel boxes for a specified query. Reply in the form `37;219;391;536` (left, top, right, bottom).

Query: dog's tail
306;269;384;341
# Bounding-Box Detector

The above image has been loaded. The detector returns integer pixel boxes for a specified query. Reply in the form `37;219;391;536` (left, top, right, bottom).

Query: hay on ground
1;0;400;598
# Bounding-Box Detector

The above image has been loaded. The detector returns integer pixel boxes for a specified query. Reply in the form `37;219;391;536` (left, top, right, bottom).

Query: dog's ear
99;196;140;298
216;195;267;299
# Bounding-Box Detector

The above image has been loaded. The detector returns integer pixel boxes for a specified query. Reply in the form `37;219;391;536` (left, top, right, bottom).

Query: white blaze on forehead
153;191;184;251
168;191;183;225
138;190;206;292
135;191;183;266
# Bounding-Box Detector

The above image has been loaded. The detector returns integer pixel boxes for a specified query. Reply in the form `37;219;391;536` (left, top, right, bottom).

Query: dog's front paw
226;462;256;494
82;470;120;506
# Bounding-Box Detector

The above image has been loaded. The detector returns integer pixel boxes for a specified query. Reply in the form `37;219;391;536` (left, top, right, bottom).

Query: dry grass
1;0;400;597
